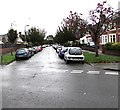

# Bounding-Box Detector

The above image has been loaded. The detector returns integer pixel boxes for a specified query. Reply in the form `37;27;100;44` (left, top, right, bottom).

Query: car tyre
16;58;18;61
66;60;70;64
81;61;84;64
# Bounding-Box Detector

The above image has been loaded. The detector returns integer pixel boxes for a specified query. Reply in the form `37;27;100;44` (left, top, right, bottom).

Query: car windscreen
69;48;82;55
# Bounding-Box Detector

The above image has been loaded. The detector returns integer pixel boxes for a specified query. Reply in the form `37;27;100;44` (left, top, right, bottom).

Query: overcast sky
0;0;119;36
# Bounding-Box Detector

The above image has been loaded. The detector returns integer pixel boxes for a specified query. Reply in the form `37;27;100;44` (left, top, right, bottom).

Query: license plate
18;55;23;57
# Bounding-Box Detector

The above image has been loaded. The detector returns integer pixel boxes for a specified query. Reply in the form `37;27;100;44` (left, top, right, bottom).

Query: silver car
64;47;85;64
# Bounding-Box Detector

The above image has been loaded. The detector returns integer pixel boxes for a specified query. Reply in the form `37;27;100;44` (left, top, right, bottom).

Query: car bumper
16;54;29;58
66;58;84;61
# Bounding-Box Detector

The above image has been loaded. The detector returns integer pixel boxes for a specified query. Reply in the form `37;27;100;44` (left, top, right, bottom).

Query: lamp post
24;25;29;47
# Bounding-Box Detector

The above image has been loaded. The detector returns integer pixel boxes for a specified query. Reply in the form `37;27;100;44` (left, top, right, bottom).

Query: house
100;27;120;45
0;34;8;43
15;36;23;44
80;34;93;44
100;1;120;45
80;1;120;46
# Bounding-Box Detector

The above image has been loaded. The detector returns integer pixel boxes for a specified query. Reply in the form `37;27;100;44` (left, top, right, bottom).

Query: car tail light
24;52;27;54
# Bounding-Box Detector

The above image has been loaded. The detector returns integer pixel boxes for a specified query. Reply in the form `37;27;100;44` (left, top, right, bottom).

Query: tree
62;11;87;40
7;29;17;55
54;26;74;45
87;0;116;57
27;27;46;46
54;11;87;45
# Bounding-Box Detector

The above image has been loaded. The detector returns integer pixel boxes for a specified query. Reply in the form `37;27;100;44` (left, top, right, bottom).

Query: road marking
87;71;100;74
105;71;119;75
71;70;83;73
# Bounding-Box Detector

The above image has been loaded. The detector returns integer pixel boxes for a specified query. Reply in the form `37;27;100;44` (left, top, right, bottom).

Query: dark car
15;48;31;60
58;47;68;59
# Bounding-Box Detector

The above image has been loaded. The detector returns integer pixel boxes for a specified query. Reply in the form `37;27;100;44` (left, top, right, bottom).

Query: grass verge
0;53;15;65
0;52;120;65
84;52;120;63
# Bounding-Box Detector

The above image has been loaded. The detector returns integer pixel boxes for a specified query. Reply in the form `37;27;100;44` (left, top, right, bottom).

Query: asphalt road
1;46;118;108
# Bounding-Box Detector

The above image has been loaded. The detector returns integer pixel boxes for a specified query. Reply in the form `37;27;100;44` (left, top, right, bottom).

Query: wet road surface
1;46;118;108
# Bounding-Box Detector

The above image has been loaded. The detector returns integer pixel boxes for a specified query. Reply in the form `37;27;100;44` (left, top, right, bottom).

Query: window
113;35;115;42
110;35;112;42
69;48;82;55
102;35;108;44
105;36;107;43
109;34;116;43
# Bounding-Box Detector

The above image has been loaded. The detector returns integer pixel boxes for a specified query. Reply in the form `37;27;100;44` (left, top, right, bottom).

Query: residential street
1;46;118;108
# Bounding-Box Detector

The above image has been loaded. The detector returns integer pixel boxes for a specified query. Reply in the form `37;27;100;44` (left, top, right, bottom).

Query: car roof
17;48;28;51
67;47;82;49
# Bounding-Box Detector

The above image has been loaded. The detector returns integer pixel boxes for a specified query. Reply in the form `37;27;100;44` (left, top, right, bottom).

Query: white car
64;47;85;64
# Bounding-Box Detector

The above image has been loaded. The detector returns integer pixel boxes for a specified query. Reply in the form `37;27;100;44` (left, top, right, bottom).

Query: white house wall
80;36;88;44
80;34;93;44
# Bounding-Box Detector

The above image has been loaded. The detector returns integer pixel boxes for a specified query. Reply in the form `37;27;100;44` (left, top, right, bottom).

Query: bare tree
55;11;87;45
63;11;87;40
88;0;116;57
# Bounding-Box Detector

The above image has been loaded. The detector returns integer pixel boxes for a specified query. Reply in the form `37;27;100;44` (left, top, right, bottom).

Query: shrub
105;42;120;50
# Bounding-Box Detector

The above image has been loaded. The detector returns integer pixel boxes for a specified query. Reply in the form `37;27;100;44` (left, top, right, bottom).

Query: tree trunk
10;44;13;55
95;44;99;57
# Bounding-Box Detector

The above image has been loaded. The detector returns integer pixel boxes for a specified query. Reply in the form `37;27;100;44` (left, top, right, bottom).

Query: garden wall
101;45;120;56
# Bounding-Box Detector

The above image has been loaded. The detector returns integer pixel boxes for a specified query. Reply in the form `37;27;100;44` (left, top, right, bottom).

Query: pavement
83;50;120;71
92;63;120;71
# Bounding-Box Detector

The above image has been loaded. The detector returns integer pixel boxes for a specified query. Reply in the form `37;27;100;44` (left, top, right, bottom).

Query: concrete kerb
91;63;120;72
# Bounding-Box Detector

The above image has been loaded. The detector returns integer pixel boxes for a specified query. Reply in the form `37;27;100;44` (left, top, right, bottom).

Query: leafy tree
27;27;46;46
87;0;116;57
7;29;17;44
7;29;17;54
54;26;74;45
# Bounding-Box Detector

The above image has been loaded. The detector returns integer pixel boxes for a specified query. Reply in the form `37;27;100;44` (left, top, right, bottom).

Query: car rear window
17;49;26;53
69;48;82;55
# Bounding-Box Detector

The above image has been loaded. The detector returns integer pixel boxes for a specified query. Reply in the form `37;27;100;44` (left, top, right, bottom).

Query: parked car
87;42;95;48
52;44;58;50
38;46;43;51
15;48;31;60
56;46;62;53
42;45;48;48
58;47;68;59
28;48;34;56
32;47;38;54
64;47;85;64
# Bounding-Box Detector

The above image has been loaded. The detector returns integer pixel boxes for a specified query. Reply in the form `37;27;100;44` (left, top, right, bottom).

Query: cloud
0;0;119;36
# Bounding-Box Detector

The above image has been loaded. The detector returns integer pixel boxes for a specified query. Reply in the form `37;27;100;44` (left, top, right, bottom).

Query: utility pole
24;25;29;47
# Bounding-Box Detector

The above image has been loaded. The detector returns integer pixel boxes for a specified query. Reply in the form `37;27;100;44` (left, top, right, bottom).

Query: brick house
100;1;120;45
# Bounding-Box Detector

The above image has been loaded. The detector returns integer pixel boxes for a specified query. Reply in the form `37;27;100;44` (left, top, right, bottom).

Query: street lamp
24;25;29;47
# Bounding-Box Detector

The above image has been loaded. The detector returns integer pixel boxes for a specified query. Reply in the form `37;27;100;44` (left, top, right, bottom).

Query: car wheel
81;61;84;64
15;58;18;60
66;60;70;64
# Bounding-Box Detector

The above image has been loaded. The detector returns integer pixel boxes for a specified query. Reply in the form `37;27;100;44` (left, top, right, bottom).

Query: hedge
104;42;120;50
